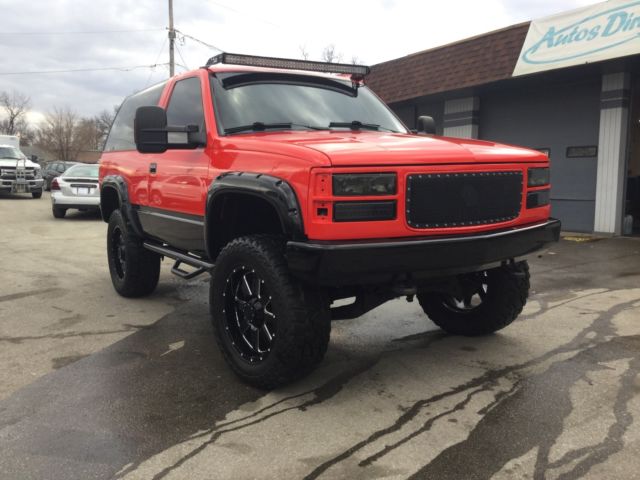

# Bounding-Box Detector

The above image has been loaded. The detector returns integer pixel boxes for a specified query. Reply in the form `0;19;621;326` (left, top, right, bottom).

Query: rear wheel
52;206;66;218
211;235;330;389
418;261;530;336
107;209;161;297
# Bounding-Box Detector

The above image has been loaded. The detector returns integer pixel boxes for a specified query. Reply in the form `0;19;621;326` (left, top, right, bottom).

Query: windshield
211;73;407;134
0;146;26;160
63;164;99;178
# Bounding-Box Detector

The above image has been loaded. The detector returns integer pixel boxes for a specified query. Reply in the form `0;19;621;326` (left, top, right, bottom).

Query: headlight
528;167;550;187
35;168;42;179
332;173;396;196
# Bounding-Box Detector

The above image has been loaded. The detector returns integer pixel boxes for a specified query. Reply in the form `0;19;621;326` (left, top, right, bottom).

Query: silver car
50;163;100;218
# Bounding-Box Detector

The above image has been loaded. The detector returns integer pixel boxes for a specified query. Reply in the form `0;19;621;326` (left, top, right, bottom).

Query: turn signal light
333;201;396;222
526;189;550;209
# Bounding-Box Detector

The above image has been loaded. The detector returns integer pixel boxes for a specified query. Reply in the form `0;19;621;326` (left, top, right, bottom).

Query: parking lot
0;192;639;479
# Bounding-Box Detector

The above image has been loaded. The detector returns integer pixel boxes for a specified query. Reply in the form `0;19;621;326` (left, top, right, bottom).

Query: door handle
149;163;157;174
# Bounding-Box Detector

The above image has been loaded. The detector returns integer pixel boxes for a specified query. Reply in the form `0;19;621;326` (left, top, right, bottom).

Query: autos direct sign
513;0;640;76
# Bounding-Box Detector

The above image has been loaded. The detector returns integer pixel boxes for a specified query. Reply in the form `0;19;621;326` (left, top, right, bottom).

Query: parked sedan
50;164;100;218
43;161;78;191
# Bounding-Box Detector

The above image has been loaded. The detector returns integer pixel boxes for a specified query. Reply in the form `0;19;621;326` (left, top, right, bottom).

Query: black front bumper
286;219;561;286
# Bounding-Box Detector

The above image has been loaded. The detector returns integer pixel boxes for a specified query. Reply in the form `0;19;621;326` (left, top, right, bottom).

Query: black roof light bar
205;52;371;78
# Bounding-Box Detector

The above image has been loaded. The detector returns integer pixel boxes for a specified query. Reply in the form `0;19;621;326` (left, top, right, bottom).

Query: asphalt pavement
1;192;639;479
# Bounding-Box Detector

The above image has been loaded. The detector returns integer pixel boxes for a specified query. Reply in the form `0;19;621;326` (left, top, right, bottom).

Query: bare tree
36;107;94;161
0;90;31;136
321;44;342;63
94;108;116;150
299;45;310;60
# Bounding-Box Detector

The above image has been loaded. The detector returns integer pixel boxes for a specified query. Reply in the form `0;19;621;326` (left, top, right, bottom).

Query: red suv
99;53;560;388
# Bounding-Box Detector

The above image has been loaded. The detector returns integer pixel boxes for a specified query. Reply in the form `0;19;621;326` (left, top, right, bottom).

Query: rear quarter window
104;81;167;152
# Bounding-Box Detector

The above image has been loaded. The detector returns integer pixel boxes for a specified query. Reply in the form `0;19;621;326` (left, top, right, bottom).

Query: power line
0;63;170;76
173;28;223;51
175;44;190;71
0;28;165;36
144;37;169;87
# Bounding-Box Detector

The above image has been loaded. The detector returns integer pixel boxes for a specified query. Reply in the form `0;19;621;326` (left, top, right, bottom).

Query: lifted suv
100;53;560;388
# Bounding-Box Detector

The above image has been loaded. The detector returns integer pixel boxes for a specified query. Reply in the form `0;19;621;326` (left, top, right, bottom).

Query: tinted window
104;82;166;152
56;163;66;172
212;73;407;134
166;77;206;144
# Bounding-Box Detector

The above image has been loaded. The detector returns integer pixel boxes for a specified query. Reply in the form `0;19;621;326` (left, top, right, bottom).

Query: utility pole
168;0;175;77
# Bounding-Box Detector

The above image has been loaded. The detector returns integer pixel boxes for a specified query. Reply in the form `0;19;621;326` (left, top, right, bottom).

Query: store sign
514;0;640;76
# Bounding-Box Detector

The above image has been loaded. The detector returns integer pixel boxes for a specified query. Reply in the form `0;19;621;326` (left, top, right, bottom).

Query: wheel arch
100;175;145;237
205;172;305;260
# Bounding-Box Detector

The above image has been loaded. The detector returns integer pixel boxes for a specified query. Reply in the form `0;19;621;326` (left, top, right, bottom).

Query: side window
104;81;166;152
166;77;206;145
57;164;65;173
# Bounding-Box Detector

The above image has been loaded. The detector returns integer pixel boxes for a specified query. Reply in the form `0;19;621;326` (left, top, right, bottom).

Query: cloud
0;0;603;122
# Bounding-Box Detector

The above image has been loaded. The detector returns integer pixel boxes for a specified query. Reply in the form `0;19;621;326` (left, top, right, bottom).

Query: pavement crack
0;288;62;303
406;301;638;480
303;297;637;480
551;353;640;480
135;360;379;480
0;327;144;344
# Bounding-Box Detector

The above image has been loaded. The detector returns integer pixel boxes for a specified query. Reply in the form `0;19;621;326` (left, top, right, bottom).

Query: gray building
368;1;640;235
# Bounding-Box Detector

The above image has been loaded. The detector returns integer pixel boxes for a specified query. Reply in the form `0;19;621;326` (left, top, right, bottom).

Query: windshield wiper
224;122;327;134
328;121;397;132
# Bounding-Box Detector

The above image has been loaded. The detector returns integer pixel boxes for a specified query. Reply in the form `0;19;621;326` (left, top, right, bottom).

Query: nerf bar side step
143;242;214;279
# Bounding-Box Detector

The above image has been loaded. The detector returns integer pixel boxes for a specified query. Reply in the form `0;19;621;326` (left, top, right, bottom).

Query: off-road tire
210;235;330;389
107;209;161;298
418;261;530;336
32;190;43;199
52;206;66;218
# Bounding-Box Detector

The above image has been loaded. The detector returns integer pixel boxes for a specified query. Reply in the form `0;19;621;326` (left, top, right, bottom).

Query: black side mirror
31;155;38;162
134;106;202;154
416;116;436;135
135;106;169;154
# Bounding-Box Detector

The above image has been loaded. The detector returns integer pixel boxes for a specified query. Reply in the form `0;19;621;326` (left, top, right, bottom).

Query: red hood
224;131;546;166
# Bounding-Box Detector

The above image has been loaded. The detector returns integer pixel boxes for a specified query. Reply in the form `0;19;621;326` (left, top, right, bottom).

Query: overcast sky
0;0;601;125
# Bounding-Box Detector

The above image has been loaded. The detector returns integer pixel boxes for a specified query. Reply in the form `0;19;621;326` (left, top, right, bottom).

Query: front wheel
211;235;330;389
418;261;530;336
32;190;43;199
107;209;161;297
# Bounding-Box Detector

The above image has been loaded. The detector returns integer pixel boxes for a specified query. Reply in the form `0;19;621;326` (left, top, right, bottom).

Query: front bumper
0;179;44;193
287;218;561;286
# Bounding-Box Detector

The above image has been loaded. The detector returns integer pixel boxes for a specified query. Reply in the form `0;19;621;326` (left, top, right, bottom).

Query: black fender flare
100;175;145;237
205;172;306;259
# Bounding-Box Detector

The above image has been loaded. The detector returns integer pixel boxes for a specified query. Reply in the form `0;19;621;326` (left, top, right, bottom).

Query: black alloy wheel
417;262;530;336
110;225;127;280
441;272;489;312
223;266;276;363
106;210;160;297
210;235;330;389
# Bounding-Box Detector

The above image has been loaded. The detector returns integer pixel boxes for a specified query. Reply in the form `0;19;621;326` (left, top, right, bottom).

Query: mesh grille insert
406;171;523;228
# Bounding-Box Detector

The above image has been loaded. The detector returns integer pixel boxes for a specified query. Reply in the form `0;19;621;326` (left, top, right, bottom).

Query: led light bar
206;52;371;77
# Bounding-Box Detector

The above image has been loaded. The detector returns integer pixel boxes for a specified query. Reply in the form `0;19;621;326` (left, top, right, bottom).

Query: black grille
406;171;523;228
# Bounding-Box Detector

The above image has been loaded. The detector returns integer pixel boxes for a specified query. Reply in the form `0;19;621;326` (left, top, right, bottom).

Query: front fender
205;172;306;258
